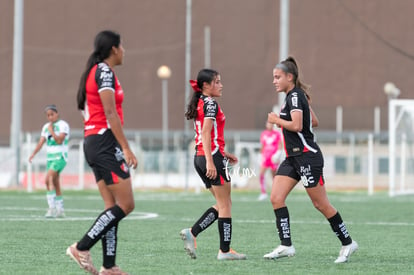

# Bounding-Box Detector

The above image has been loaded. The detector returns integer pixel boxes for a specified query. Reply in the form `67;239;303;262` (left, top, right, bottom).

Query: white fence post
367;133;374;195
78;140;84;190
400;133;407;193
26;132;33;193
336;106;343;145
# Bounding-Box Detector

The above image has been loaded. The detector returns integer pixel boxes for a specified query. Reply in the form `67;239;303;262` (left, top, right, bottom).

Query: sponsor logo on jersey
292;95;298;107
101;81;112;87
205;102;217;117
100;71;113;82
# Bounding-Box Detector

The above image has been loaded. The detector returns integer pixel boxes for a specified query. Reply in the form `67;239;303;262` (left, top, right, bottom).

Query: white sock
46;191;56;209
55;196;64;211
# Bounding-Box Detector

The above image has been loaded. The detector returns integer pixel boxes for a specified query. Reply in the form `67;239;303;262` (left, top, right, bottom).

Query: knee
312;200;333;215
119;200;135;215
312;200;322;212
269;193;285;209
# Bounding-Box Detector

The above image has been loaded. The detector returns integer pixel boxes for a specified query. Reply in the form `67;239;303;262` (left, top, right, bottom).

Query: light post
384;82;400;197
384;82;400;100
157;65;171;186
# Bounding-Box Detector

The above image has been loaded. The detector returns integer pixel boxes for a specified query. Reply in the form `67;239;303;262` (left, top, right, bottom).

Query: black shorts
276;151;325;188
83;130;130;185
194;151;231;189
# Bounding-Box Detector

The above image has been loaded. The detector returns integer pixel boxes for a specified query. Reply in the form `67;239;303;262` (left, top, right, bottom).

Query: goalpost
388;99;414;196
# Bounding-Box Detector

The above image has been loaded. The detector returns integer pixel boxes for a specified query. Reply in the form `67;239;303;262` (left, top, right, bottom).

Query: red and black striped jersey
82;62;124;137
194;94;226;156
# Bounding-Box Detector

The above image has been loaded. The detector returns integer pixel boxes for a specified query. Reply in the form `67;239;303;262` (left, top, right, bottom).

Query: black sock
218;218;232;253
77;205;126;251
274;207;292;246
102;224;118;269
191;207;219;237
328;212;352;245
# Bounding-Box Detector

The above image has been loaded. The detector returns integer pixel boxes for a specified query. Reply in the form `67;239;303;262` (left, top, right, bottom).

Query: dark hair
185;69;219;120
77;30;121;110
275;56;310;94
44;104;58;113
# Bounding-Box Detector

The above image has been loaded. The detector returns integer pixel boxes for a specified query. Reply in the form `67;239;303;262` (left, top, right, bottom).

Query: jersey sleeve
60;121;70;135
288;91;305;112
95;63;116;93
41;123;49;139
203;98;218;119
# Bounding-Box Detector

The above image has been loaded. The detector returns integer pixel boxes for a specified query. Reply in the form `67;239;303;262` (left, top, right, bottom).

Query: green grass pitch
1;189;414;274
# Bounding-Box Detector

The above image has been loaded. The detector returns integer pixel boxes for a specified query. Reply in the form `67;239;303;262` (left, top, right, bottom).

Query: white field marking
0;206;158;222
5;193;413;203
1;206;414;226
178;217;414;227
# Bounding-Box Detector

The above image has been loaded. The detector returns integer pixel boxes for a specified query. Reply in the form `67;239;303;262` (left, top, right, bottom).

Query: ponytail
76;30;121;110
185;92;202;120
77;52;100;110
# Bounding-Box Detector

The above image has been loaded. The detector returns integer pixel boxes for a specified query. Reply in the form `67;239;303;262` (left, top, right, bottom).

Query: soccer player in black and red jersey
263;57;358;263
180;69;246;260
66;30;137;275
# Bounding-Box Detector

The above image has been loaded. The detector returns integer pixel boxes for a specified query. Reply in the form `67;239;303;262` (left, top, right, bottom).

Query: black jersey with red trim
194;94;226;156
279;87;319;157
82;62;124;137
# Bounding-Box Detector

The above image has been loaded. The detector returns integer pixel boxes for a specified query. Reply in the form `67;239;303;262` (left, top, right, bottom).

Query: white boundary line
3;205;411;226
177;217;414;227
0;206;158;221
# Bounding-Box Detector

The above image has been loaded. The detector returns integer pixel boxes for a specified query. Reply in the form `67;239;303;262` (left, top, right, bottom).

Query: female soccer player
180;69;246;260
258;121;283;201
29;104;69;218
66;30;137;275
263;57;358;263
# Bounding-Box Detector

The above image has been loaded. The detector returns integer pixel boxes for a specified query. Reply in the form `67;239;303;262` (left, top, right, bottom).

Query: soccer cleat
99;265;130;275
258;193;268;201
263;245;295;259
217;248;247;260
45;208;56;218
55;209;65;218
334;240;358;263
66;242;99;275
179;228;197;259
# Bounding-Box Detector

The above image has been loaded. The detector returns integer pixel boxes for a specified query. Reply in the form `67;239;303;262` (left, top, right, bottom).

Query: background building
1;0;413;145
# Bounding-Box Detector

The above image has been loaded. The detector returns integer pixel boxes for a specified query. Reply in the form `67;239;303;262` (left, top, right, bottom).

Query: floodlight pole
184;0;192;191
11;0;24;186
278;0;289;108
204;26;211;68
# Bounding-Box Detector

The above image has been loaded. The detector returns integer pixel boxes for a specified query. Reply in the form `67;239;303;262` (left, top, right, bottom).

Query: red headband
189;80;201;93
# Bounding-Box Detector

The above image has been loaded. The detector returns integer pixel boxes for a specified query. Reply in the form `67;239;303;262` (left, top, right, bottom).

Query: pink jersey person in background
258;122;283;200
